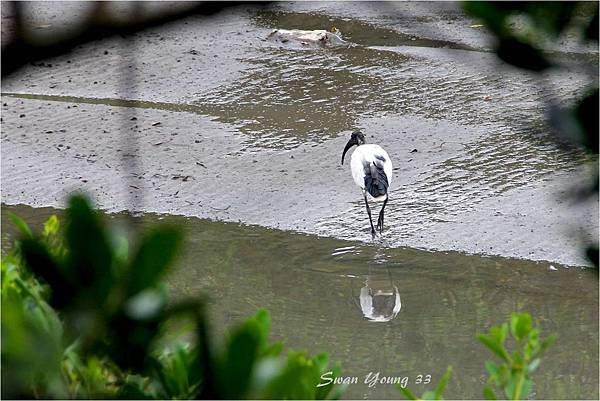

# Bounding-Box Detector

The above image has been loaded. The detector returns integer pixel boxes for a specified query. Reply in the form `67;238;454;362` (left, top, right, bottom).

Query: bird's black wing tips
364;161;388;198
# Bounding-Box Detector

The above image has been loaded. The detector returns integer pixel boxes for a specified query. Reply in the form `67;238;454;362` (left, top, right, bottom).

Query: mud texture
2;2;598;266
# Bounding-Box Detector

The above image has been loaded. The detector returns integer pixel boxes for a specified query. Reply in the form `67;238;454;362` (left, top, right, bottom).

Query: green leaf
496;38;551;71
326;381;346;401
219;321;262;398
397;385;418;400
64;195;114;302
528;328;539;345
520;378;533;399
43;215;60;237
127;226;182;296
497;364;510;383
485;361;499;378
194;306;217;399
524;2;577;36
150;343;199;399
263;341;284;357
483;385;497;400
512;351;523;367
500;323;509;344
510;313;532;341
489;323;508;345
478;334;510;362
504;374;516;399
260;351;312;399
585;7;598;41
538;334;556;356
312;353;330;373
314;358;340;400
575;89;599;154
434;366;452;399
117;374;154;399
20;238;73;309
8;212;33;238
109;228;129;268
422;390;437;400
253;308;271;346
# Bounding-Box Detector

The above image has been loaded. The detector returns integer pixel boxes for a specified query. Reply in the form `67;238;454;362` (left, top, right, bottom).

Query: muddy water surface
2;204;598;400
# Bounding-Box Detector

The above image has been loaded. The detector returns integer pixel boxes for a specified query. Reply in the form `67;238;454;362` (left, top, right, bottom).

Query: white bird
341;130;392;235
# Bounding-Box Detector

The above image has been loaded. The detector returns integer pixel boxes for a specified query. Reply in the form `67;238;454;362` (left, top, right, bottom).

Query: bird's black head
341;130;366;165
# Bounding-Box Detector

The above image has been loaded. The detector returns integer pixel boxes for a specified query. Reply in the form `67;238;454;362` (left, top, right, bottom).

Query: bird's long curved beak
341;139;356;165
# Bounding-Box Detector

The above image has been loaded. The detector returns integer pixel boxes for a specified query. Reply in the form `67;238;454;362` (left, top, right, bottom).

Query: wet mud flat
1;6;598;261
2;204;598;400
2;3;598;265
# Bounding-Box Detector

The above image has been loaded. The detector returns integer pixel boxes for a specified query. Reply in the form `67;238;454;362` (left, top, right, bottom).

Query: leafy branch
397;313;555;400
478;313;556;400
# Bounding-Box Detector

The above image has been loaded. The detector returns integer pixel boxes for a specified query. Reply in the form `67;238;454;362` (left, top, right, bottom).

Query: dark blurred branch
10;1;24;38
2;1;268;78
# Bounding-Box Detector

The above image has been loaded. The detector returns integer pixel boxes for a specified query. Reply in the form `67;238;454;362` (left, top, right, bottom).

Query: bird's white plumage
349;144;392;201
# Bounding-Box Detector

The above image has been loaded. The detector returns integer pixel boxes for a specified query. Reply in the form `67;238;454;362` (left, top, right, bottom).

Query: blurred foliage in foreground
463;1;599;267
478;313;556;400
398;313;555;400
1;194;344;399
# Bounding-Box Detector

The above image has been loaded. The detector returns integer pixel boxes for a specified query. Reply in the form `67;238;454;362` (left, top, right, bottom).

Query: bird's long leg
377;195;388;233
363;190;376;235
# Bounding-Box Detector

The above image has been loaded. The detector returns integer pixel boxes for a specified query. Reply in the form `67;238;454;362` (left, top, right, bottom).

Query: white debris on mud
267;28;349;48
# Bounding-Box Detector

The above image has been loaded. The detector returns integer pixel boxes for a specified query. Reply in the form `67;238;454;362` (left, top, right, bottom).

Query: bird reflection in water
357;271;401;322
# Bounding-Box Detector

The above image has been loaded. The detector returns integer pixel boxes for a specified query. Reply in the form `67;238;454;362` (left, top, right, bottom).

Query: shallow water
2;203;598;400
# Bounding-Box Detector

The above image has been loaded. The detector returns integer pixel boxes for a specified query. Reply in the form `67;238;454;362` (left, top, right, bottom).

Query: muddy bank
1;2;598;266
2;93;596;266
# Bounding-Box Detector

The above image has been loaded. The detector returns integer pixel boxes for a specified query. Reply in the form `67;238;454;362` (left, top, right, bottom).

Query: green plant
9;195;182;374
1;194;344;399
397;313;555;400
397;367;452;400
478;313;556;400
1;253;66;398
